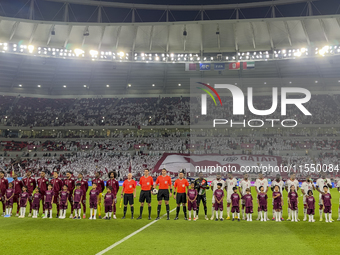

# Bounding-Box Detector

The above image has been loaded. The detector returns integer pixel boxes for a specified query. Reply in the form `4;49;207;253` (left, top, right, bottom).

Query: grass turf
0;188;339;255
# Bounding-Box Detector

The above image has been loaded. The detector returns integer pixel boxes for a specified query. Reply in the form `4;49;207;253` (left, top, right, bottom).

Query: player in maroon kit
106;171;119;219
59;185;69;219
76;173;89;219
73;183;84;219
32;187;42;218
242;188;253;221
12;173;23;217
50;171;63;218
4;182;14;217
288;185;298;222
213;183;224;221
273;185;283;222
92;172;105;219
43;184;54;219
64;171;75;218
37;171;49;217
0;170;9;216
322;186;332;223
18;186;29;218
89;183;99;220
231;187;241;221
22;170;36;217
306;190;315;222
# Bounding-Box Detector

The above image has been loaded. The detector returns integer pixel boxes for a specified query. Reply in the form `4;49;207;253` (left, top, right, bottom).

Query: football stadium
1;0;340;254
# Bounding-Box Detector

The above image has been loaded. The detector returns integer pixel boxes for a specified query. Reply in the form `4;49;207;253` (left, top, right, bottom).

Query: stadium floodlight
83;85;87;87
28;45;34;53
37;85;41;87
118;51;125;57
301;47;307;53
63;85;67;88
128;84;131;87
315;81;318;83
152;84;155;86
106;84;109;87
74;48;84;57
178;83;181;86
90;50;98;57
294;52;301;57
18;84;22;87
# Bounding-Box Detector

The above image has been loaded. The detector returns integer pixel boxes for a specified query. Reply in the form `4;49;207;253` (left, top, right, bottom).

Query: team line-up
0;169;338;223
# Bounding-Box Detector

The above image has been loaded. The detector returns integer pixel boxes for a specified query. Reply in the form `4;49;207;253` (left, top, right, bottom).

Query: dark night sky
0;0;339;22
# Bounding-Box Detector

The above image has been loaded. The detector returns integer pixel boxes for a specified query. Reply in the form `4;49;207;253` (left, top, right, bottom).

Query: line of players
0;169;338;222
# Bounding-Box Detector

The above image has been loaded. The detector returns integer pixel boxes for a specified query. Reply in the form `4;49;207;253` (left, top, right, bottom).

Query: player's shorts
13;194;19;203
231;206;240;213
139;190;151;203
307;209;315;215
176;193;186;204
226;193;232;203
90;201;97;209
124;194;134;206
273;202;282;210
197;194;206;205
188;201;197;211
32;202;40;210
20;199;28;207
259;204;267;212
289;201;298;210
60;201;68;210
6;199;13;207
324;205;331;213
214;202;223;211
44;202;52;210
157;189;169;201
105;204;112;213
245;206;253;214
74;202;81;209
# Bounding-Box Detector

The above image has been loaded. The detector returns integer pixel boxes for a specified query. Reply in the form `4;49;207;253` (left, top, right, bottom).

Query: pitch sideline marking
95;208;176;255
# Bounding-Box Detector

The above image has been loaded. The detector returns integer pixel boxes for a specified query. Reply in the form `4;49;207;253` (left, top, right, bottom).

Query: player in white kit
238;173;251;220
285;173;299;221
271;174;284;221
225;173;237;220
210;173;225;220
300;175;315;221
254;173;269;220
316;173;332;221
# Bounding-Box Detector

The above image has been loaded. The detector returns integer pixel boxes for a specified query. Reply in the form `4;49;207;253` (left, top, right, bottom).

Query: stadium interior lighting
128;84;131;87
37;85;41;87
74;48;84;56
28;45;34;53
106;84;110;87
83;85;87;87
152;84;155;86
18;84;22;87
178;83;181;86
90;50;98;57
63;85;67;88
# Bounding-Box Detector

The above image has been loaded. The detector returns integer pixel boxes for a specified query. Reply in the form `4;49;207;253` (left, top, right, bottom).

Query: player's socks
325;213;328;222
303;208;307;221
44;210;48;218
232;212;235;219
215;211;219;219
295;211;298;222
63;210;67;218
264;212;267;221
189;211;191;219
59;210;62;218
220;210;223;219
105;213;108;218
176;206;180;217
139;206;143;216
131;206;134;218
197;206;199;216
193;211;196;219
227;207;230;218
166;204;170;218
237;213;240;220
113;203;116;215
90;208;93;218
109;212;112;218
5;208;8;215
157;205;161;217
123;206;127;217
148;206;151;217
94;209;97;219
78;209;81;218
49;210;52;218
183;206;187;218
204;206;207;217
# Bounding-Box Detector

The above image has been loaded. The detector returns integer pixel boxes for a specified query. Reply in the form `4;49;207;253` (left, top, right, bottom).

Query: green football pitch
1;188;339;255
